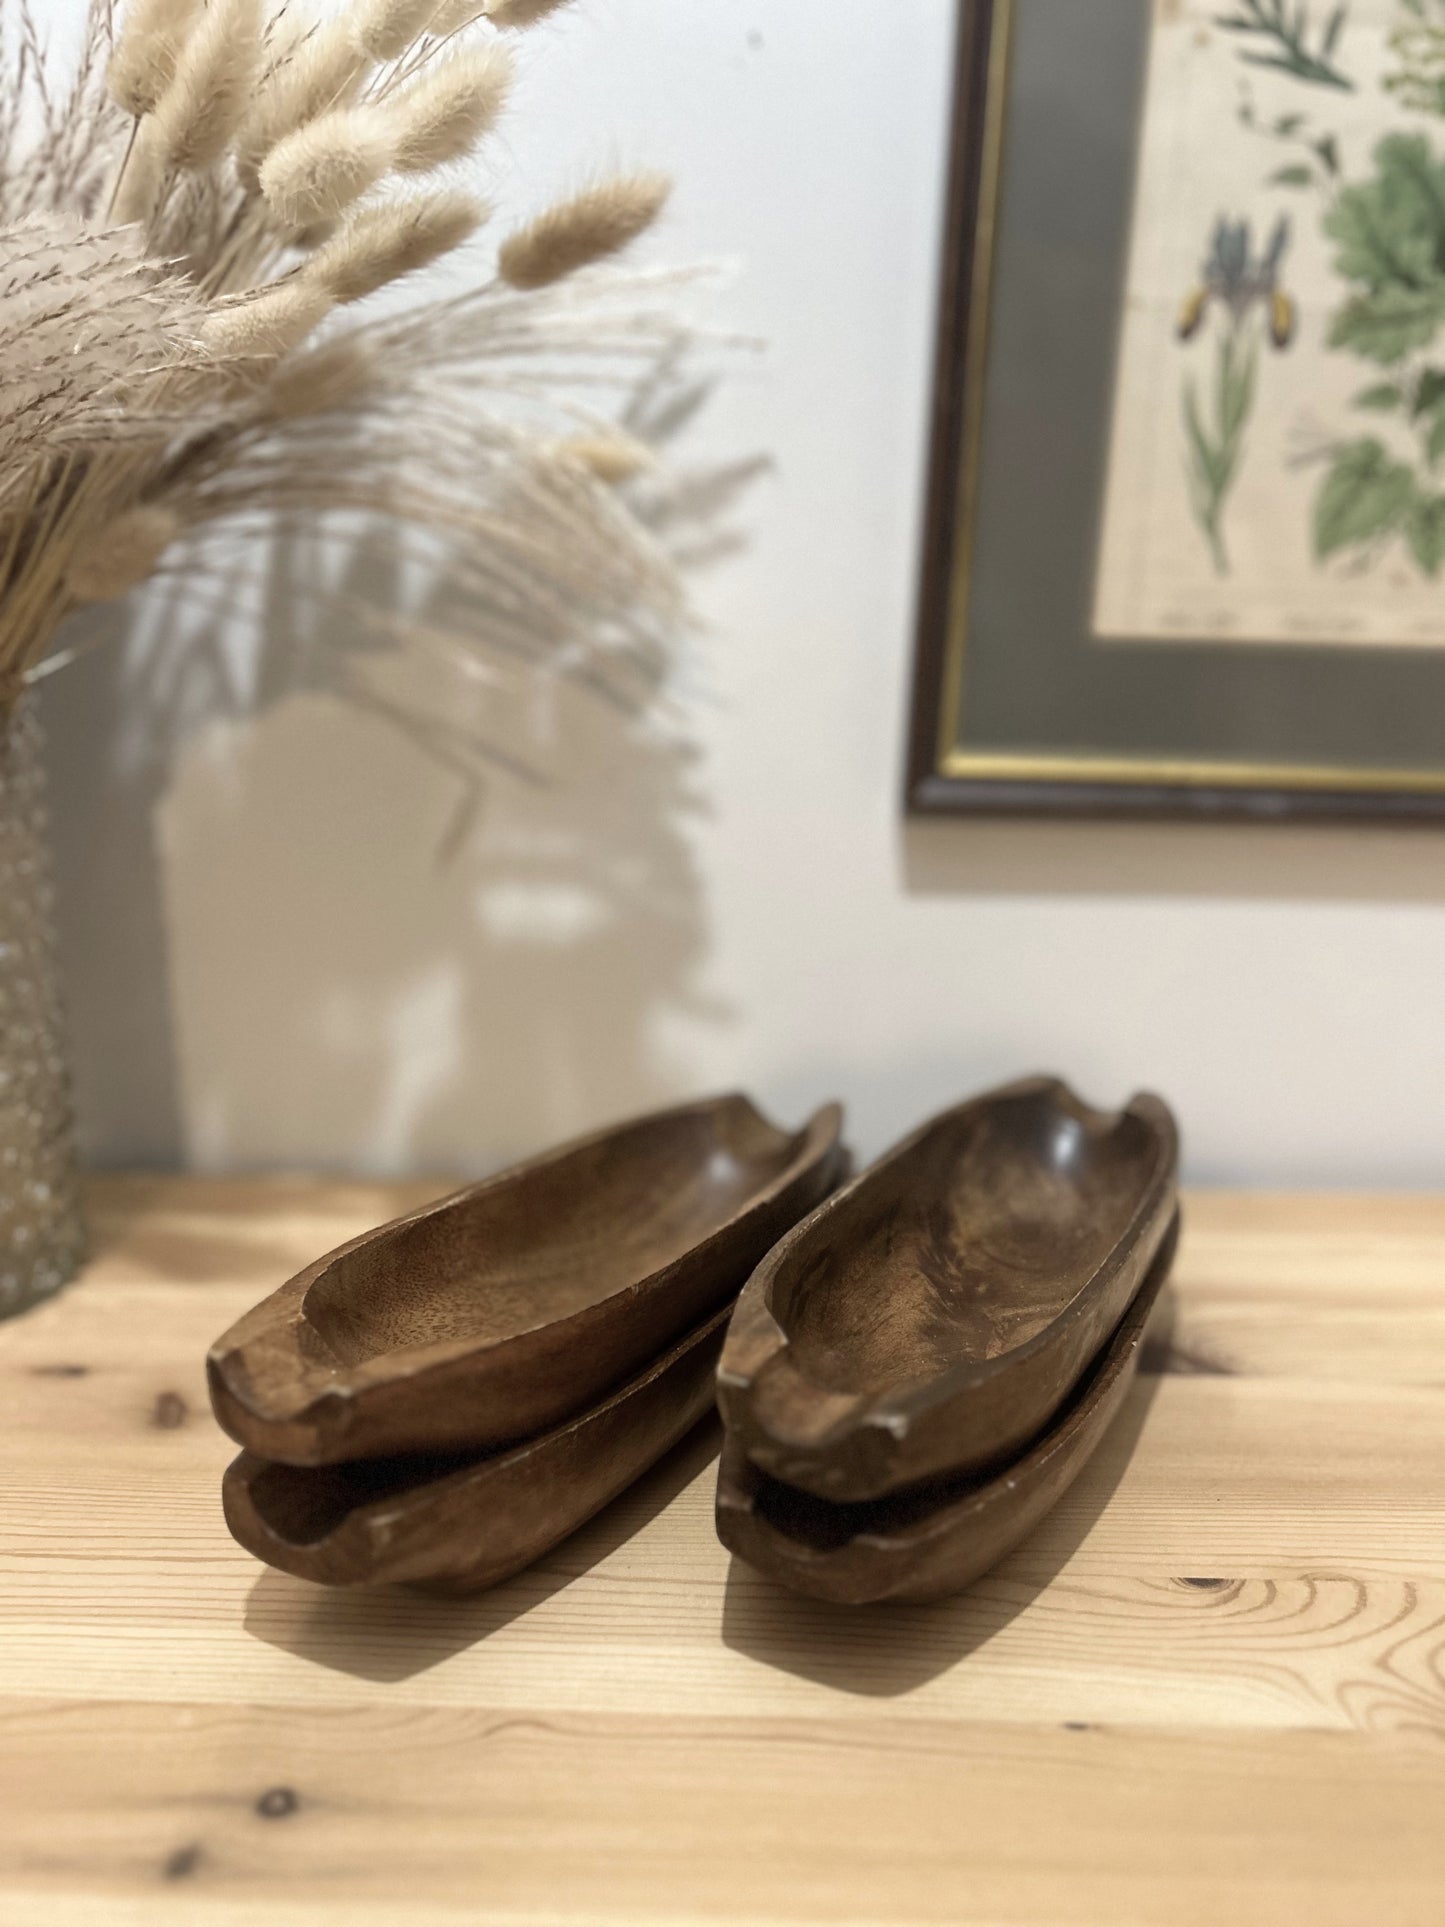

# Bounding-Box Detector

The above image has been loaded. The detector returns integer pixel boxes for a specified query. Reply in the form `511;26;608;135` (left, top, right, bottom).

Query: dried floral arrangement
0;0;720;766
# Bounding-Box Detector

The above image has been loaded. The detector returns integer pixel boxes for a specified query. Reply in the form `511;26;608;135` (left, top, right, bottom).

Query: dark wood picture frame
905;0;1445;824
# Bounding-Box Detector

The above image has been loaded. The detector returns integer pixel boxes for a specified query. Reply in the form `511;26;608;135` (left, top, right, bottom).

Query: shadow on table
718;1288;1178;1699
241;1415;724;1683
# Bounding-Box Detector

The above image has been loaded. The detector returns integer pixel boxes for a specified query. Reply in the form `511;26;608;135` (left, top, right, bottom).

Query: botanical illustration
1094;0;1445;643
1216;0;1354;90
1315;120;1445;573
1235;0;1445;578
1177;214;1294;571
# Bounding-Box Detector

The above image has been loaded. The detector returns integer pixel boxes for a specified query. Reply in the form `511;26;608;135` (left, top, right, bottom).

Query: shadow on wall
901;812;1445;905
42;532;725;1171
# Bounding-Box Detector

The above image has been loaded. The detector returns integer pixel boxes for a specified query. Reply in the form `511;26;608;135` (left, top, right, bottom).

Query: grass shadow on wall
41;524;727;1171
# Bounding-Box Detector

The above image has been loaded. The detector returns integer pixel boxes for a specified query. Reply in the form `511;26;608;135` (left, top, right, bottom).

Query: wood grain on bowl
222;1298;733;1593
717;1077;1177;1501
715;1211;1179;1605
208;1094;845;1466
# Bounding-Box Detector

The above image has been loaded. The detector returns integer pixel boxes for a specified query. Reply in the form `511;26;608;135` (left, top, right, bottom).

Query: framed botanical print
907;0;1445;819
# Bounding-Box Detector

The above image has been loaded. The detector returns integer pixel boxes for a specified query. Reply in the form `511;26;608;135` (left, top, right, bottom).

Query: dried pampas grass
0;0;731;791
0;214;202;485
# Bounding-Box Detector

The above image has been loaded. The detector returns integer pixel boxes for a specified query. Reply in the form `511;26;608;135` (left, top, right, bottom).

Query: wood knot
163;1843;201;1880
152;1391;189;1430
30;1363;89;1378
1178;1576;1229;1591
256;1786;299;1820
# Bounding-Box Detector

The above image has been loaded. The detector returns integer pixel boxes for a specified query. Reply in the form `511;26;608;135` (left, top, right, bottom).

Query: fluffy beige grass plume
0;0;720;784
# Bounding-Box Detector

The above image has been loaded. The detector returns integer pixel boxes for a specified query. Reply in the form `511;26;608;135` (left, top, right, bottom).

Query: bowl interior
769;1088;1158;1397
302;1099;807;1366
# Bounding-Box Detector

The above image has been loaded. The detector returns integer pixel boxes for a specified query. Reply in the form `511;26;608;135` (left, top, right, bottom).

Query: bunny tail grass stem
106;113;142;223
486;0;575;27
109;0;204;118
392;44;514;173
428;0;489;31
202;280;334;372
353;0;442;64
149;0;262;174
1;0;740;802
237;15;367;182
306;190;487;304
259;107;396;229
65;502;180;601
498;174;671;290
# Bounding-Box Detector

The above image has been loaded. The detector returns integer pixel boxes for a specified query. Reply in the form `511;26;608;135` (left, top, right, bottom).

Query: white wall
42;0;1445;1185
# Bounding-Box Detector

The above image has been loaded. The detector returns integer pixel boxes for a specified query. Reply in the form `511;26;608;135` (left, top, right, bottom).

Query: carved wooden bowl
224;1300;733;1593
715;1211;1178;1605
717;1076;1177;1501
208;1093;845;1466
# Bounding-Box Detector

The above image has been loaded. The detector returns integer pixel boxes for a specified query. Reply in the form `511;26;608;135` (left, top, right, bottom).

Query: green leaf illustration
1323;120;1445;574
1407;495;1445;574
1184;382;1227;495
1354;383;1404;409
1213;1;1354;89
1315;439;1417;556
1329;284;1445;363
1220;336;1258;443
1270;163;1314;186
1324;134;1445;293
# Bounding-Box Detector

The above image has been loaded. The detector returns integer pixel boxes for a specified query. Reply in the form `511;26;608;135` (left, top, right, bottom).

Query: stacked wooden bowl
714;1077;1180;1604
207;1094;846;1594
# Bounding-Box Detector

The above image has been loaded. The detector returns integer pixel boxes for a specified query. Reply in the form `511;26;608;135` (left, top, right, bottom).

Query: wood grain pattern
1;1178;1443;1925
222;1302;734;1593
207;1096;843;1464
717;1214;1179;1602
3;1702;1444;1926
717;1077;1178;1499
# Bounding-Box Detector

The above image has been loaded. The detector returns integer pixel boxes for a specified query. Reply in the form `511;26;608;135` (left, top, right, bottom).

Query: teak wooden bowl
715;1211;1178;1605
208;1093;845;1466
716;1076;1177;1501
222;1300;733;1593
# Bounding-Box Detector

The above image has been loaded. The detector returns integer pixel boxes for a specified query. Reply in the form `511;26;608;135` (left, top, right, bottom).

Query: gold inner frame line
933;0;1445;798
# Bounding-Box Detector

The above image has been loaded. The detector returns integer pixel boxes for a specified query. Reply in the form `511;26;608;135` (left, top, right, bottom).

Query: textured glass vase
0;696;85;1319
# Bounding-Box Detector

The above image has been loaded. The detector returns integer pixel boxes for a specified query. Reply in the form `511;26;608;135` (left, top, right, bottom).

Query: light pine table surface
2;1178;1444;1926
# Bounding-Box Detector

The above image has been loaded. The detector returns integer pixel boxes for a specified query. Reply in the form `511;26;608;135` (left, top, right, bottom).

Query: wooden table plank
2;1382;1443;1731
1162;1191;1445;1380
0;1180;1442;1925
2;1700;1443;1927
